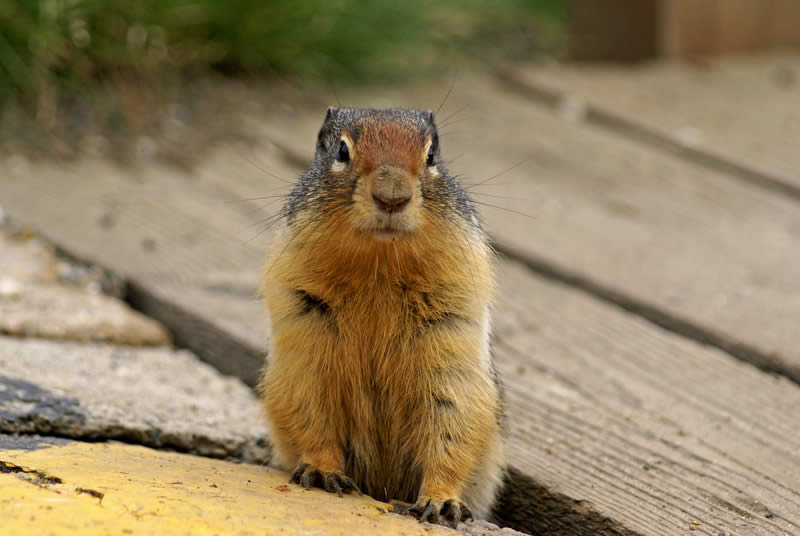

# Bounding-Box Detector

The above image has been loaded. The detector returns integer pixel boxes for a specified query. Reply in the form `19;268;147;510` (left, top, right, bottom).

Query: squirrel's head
285;107;474;243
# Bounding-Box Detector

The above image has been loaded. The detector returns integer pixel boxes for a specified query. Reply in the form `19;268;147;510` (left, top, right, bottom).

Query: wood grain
494;259;800;535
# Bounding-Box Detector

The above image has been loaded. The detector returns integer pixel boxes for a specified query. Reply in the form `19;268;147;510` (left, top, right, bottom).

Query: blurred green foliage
0;0;563;104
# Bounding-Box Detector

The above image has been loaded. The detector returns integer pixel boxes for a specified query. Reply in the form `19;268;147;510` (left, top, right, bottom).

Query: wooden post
568;0;660;62
568;0;800;61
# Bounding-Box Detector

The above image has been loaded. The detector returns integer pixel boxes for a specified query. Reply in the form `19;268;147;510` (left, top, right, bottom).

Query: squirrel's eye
426;145;435;166
337;140;350;163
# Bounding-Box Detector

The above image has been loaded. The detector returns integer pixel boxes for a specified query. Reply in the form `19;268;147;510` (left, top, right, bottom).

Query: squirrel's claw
404;496;473;528
289;463;361;497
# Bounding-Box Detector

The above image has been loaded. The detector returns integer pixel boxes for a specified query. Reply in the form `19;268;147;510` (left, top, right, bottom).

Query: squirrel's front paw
289;463;361;498
401;495;473;528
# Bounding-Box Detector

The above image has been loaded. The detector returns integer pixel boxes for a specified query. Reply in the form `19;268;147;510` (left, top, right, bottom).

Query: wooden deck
2;55;799;535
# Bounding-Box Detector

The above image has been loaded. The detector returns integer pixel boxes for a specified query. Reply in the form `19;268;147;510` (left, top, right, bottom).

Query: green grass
0;0;564;101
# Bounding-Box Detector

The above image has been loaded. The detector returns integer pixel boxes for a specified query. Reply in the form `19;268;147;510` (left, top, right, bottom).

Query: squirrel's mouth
350;208;418;241
362;210;418;240
370;223;409;240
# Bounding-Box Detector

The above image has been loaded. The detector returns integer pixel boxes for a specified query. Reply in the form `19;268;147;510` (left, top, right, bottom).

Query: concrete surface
0;436;523;535
0;229;169;346
0;336;270;463
0;437;445;535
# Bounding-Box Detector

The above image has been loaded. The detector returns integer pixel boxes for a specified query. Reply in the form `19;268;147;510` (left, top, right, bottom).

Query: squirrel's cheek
427;167;442;179
330;161;348;173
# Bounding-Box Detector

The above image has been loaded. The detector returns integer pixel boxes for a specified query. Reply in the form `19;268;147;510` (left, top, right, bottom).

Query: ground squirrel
260;107;505;527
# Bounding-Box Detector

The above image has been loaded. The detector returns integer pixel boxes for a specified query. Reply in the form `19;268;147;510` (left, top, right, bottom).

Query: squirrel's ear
317;106;338;151
324;106;339;123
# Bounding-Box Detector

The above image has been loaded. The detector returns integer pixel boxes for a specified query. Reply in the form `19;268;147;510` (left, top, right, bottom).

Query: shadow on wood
493;467;633;536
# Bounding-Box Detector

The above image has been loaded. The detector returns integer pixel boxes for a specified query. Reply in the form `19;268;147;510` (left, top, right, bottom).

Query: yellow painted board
0;441;454;535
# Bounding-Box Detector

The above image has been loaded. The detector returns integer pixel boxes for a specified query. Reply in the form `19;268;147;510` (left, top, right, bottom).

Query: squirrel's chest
270;274;485;384
338;279;464;328
338;289;414;335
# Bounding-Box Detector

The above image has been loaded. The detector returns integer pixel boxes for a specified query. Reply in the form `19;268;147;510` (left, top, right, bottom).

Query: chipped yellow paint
0;441;456;535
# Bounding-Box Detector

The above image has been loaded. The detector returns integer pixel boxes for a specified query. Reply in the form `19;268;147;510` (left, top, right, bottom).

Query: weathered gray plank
249;75;800;383
495;260;800;535
500;55;800;198
3;137;800;534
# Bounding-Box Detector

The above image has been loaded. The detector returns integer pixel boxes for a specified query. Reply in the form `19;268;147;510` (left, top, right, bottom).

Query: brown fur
260;113;503;521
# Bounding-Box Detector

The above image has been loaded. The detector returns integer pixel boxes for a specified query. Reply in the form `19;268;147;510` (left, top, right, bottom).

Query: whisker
463;180;521;189
245;201;300;242
464;159;529;190
469;200;537;220
330;79;343;108
443;153;465;165
243;197;286;220
469;192;530;202
246;218;282;244
435;72;458;117
437;116;471;129
300;200;354;263
269;197;353;269
232;193;291;203
261;208;328;275
240;151;296;185
247;209;285;230
248;189;338;243
439;103;470;127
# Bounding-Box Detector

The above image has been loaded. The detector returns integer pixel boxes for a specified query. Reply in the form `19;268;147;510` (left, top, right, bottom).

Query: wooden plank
3;146;800;534
247;75;800;383
501;55;800;197
494;260;800;536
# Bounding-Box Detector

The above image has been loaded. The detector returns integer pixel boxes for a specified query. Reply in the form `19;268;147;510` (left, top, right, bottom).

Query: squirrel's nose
372;167;413;214
372;192;412;213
